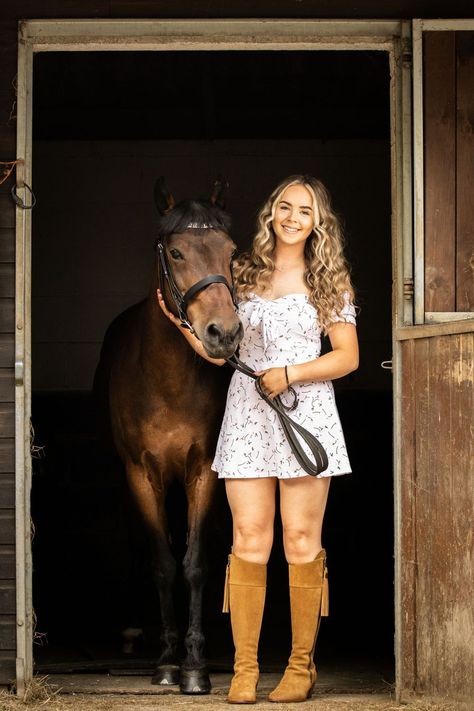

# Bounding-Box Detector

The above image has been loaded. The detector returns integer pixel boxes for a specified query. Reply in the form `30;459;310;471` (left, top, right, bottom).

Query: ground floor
0;673;462;711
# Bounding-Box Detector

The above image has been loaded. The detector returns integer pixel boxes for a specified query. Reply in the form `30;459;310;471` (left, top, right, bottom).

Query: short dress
211;292;357;479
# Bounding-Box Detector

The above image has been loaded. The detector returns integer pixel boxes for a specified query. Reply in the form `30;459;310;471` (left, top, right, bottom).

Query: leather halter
156;237;328;477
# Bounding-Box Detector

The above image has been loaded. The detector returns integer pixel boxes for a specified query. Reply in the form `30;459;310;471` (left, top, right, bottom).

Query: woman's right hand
157;289;183;329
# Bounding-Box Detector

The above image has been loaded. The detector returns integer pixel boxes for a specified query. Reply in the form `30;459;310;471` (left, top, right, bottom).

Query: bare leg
225;477;277;563
279;476;331;563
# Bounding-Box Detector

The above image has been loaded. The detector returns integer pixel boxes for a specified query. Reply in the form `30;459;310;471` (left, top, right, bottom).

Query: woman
158;174;358;703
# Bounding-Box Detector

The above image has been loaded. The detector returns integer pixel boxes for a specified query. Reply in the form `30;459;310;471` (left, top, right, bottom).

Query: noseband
156;239;236;334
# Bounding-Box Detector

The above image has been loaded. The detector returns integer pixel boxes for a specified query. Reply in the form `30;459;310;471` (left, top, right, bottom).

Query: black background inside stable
31;51;393;678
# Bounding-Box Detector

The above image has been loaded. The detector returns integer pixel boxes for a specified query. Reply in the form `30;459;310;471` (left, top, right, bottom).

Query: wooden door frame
15;18;409;697
412;18;474;325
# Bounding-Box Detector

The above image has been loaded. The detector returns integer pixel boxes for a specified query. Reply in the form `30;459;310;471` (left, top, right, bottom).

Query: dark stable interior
31;51;393;685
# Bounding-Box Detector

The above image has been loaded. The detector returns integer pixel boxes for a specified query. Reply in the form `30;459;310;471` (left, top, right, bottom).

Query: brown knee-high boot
268;549;328;703
222;553;267;704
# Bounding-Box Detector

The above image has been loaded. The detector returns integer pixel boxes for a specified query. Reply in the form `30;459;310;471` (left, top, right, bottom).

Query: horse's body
105;182;242;692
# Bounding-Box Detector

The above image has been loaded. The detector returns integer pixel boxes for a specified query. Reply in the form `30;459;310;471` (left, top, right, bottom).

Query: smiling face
271;183;316;248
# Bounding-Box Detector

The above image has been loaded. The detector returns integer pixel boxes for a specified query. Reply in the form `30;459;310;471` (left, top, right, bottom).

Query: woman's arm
157;289;226;366
256;322;358;399
289;322;359;384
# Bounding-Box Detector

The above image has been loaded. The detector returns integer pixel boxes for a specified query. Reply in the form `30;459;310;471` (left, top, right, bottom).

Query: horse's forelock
155;199;231;247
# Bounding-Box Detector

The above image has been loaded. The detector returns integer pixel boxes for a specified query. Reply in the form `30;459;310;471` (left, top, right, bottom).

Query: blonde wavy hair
234;174;355;332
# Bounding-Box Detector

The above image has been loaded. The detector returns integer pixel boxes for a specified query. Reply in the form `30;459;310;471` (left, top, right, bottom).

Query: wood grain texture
456;31;474;311
0;513;14;546
0;229;15;262
0;477;14;508
0;548;14;579
423;32;456;312
0;300;14;334
0;197;15;230
0;406;13;438
400;333;474;702
0;618;15;650
399;339;417;690
0;651;15;684
0;584;14;615
0;440;14;473
0;335;13;368
0;265;14;299
0;371;14;403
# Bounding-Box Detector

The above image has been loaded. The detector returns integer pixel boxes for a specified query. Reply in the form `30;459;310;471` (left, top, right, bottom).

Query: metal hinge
403;278;414;299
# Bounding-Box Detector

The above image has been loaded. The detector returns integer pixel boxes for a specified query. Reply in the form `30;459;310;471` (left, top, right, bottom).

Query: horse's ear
210;175;229;209
154;177;175;215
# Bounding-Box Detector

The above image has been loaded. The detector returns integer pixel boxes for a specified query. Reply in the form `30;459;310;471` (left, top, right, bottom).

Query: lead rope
225;354;328;477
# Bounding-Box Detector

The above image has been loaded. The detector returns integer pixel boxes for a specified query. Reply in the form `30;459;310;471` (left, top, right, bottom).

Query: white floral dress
211;292;356;479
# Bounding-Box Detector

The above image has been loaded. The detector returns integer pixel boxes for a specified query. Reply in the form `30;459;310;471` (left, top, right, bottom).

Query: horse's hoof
179;668;211;694
151;664;180;685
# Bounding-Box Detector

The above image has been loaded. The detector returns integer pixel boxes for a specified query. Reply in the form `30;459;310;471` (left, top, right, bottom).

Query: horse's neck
140;280;192;371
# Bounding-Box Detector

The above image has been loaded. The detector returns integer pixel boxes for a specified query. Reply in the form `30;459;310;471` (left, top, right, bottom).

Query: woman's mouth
282;225;299;234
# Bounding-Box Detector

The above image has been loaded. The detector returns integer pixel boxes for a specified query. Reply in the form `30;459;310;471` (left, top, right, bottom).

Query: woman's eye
170;249;183;260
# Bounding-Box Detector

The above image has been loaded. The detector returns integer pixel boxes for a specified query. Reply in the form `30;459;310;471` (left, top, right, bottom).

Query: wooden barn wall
0;12;18;686
424;30;474;313
400;332;474;703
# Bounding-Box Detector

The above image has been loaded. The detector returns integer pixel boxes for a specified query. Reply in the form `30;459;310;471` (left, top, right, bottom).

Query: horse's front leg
180;462;218;694
125;460;180;685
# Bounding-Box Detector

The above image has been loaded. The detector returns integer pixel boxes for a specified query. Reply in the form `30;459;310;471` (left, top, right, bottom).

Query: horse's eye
170;249;183;260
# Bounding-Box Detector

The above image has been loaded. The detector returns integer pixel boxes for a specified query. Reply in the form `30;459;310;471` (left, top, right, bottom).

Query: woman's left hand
254;367;288;399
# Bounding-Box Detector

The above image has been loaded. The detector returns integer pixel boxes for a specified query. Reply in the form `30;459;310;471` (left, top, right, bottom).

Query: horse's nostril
206;323;225;341
231;321;244;342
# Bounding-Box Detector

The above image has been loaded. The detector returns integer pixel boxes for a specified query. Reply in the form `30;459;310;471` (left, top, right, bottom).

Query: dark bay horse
105;179;242;693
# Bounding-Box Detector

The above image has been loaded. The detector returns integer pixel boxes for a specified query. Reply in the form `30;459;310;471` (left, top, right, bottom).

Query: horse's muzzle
202;319;243;359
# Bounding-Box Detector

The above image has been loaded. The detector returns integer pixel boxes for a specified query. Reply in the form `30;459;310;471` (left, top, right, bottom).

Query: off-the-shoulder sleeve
332;292;357;325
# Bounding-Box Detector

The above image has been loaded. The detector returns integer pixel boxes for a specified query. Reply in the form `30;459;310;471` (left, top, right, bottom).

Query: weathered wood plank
0;651;15;685
0;300;14;333
0;583;14;615
396;319;474;340
423;32;456;312
413;337;431;693
0;477;15;508
0;441;14;473
409;333;474;701
0;405;14;438
0;335;13;368
0;371;13;403
0;548;15;580
0;265;14;299
0;229;15;262
0;512;14;545
0;618;15;650
456;31;474;311
400;339;417;692
0;197;14;230
446;332;474;698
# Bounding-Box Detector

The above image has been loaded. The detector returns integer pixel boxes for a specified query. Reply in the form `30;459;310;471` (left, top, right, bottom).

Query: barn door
396;20;474;705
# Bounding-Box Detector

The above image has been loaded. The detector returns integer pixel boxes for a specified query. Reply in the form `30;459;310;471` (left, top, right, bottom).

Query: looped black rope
226;354;328;477
11;182;36;210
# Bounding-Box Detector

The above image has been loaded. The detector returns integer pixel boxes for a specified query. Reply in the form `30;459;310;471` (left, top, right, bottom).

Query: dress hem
213;469;351;480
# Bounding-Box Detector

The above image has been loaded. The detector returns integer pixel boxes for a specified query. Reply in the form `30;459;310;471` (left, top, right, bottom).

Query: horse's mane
155;200;231;246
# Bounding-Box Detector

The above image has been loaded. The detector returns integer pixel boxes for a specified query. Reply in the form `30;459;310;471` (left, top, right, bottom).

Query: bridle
156;233;328;477
156;239;236;334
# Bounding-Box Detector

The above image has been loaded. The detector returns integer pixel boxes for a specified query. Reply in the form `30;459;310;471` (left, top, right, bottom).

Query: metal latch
381;360;393;371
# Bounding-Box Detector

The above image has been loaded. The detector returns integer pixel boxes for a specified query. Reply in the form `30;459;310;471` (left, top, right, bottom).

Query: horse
103;178;243;693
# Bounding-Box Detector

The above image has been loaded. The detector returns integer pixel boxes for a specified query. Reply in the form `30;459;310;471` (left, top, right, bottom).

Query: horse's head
154;177;243;359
